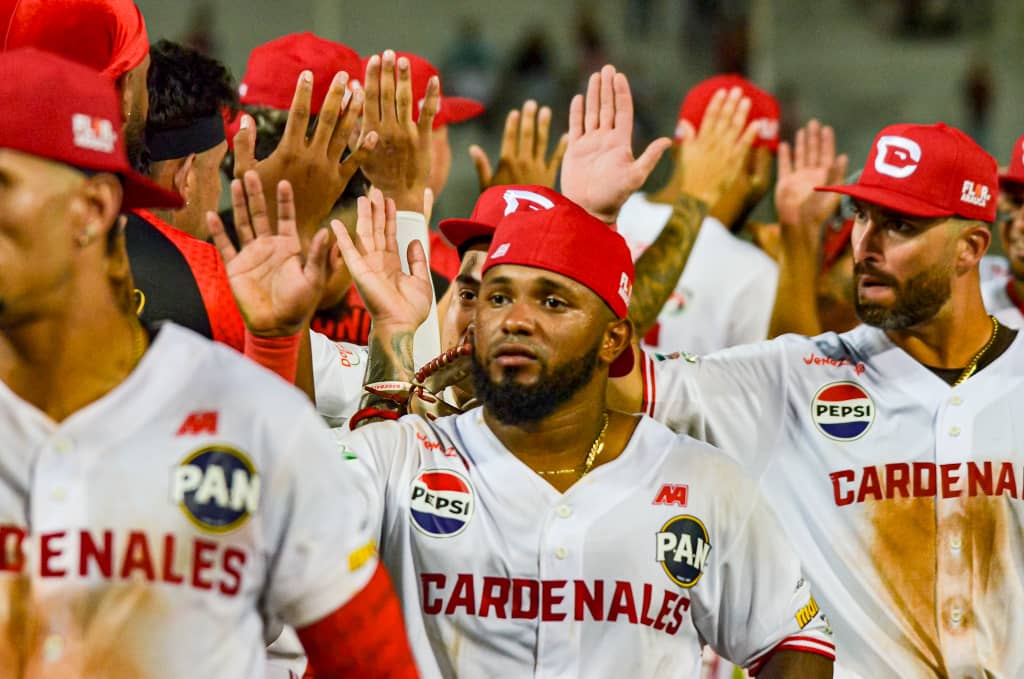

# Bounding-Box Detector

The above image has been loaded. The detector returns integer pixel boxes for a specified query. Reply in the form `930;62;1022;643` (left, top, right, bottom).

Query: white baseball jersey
616;193;779;354
981;277;1024;327
0;323;379;678
311;329;369;427
340;410;834;679
979;254;1009;285
640;324;1024;678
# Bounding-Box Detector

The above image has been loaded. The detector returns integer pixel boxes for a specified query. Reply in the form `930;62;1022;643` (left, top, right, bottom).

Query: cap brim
438;218;495;251
999;172;1024;188
815;183;952;218
122;171;184;210
434;96;485;127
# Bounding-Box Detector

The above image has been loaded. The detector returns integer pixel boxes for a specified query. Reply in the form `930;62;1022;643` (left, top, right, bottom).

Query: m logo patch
874;135;921;179
652;484;688;507
176;411;218;436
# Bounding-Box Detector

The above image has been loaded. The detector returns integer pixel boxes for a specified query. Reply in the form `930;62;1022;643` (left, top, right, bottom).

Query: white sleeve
310;330;368;428
728;258;778;346
649;340;791;474
396;210;441;367
261;404;380;629
688;457;835;672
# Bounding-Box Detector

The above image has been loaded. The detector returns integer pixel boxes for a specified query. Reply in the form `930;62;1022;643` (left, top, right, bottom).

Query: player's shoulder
342;411;465;459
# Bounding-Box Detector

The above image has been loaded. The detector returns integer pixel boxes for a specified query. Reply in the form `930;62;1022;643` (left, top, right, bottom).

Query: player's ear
72;172;124;241
954;219;991;275
600;315;633;368
173;154;197;198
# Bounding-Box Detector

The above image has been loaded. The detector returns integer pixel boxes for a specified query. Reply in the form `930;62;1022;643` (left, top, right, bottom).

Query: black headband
146;115;226;162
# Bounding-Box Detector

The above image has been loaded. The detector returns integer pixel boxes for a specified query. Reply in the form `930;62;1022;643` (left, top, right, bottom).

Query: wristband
243;330;301;383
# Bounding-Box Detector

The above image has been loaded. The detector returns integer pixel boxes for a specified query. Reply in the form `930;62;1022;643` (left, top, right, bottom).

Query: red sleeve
243;330;301;383
296;564;419;679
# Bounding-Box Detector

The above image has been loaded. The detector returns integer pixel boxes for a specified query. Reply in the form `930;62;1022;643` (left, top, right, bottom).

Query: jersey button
554;546;569;560
948;426;961;437
556;504;572;519
51;487;67;502
950;395;963;406
950;535;962;553
54;437;73;454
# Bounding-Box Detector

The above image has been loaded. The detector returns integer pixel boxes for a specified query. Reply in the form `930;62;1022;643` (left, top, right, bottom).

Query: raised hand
674;87;758;208
469;99;568;191
207;171;332;336
775;119;848;237
331;188;434;331
561;64;672;224
232;69;376;243
358;50;439;212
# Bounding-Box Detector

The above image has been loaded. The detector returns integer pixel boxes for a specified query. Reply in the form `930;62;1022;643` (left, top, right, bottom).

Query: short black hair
147;39;238;134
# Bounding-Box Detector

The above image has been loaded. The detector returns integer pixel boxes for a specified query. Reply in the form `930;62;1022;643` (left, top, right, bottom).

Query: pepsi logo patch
409;469;474;538
656;515;711;588
171;446;260;533
811;381;874;441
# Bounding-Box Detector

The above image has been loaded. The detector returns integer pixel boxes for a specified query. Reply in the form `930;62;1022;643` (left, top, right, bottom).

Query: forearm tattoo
359;330;416;413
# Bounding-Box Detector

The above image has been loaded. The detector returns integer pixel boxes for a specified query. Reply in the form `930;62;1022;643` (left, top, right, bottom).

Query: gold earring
133;288;146;316
75;224;97;248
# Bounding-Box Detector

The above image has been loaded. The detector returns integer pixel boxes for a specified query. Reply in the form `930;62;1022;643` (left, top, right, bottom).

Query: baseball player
981;131;1024;327
334;189;835;678
0;49;417;679
610;122;1021;678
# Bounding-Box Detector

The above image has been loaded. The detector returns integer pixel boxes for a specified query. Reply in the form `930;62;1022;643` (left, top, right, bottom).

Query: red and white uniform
616;193;779;354
341;411;834;678
981;277;1024;328
311;330;369;428
0;323;380;679
641;324;1024;678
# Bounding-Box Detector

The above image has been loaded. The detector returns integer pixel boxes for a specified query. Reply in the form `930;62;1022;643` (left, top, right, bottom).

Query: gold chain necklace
537;413;610;478
952;315;999;387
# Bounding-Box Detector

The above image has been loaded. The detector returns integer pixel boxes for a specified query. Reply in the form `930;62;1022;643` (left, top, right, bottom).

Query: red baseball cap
365;51;484;129
2;0;149;81
1000;132;1024;188
677;74;780;151
0;48;182;209
439;185;562;255
482;193;635;374
817;122;998;223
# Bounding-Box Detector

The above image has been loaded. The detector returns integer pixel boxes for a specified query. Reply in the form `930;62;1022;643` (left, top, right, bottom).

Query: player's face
998;183;1024;281
471;264;609;424
427;125;452;198
0;150;87;325
850;199;956;329
440;246;486;351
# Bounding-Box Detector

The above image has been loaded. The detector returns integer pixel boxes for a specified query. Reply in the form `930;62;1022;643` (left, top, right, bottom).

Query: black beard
854;265;952;330
124;117;151;175
470;339;602;426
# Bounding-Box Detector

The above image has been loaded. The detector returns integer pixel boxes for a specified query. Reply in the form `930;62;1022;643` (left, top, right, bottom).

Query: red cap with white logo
817;122;998;223
439;184;561;255
676;74;780;151
0;48;182;209
999;132;1024;188
364;51;484;130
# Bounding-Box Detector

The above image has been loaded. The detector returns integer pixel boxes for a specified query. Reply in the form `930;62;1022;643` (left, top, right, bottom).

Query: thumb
469;144;493;191
232;114;257;179
633;136;673;184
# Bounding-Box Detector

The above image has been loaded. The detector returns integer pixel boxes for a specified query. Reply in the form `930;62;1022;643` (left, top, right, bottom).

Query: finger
331;218;363;271
584;71;600;132
806;119;821;168
371;188;387;253
568;94;584;142
828;153;849;186
337;130;379;188
699;88;729;138
536;105;552;159
677;119;696;146
305;228;331;284
598;65;616;129
736;119;759;159
379;49;397;124
354;195;375;256
206;211;238;263
469;144;493;190
632;137;673;183
329;85;364;161
777;141;794;178
728;96;752;140
231;114;256;179
418;75;440;135
243;171;272;238
423;187;434;224
547;133;569;177
384;193;399;255
312;71;349;151
519;100;537;158
500;108;520;160
230;178;255;246
281;70;314;147
406;239;431;286
820;124;836;167
794;125;807;170
363;54;382;129
276;180;298;242
396;55;413;124
612;71;633;133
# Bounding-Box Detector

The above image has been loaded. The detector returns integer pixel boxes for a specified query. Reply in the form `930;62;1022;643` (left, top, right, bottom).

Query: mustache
853;262;899;286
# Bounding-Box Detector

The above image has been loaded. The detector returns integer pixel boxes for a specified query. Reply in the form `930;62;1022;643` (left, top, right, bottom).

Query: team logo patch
656;515;711;588
409;469;474;538
873;135;921;178
811;381;875;441
171;446;260;533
